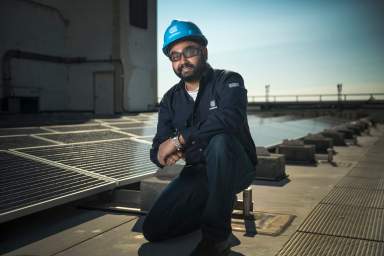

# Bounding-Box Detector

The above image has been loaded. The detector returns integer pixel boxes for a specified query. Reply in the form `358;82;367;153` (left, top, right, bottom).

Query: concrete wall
0;0;68;111
0;0;157;113
120;0;157;112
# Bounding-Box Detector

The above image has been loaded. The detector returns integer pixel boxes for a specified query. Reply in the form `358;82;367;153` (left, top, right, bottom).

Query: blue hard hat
162;20;208;55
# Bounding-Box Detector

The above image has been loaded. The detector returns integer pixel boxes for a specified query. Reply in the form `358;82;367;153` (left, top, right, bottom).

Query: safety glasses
168;46;202;62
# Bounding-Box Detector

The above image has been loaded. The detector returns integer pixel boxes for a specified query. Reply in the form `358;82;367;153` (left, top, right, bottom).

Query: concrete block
255;153;286;181
303;134;334;154
277;141;316;165
321;130;346;146
334;127;355;139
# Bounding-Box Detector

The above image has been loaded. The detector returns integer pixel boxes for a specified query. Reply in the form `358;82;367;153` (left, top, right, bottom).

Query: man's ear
202;47;208;61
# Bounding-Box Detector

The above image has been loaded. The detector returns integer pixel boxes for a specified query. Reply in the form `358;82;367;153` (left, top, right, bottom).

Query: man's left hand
157;139;177;166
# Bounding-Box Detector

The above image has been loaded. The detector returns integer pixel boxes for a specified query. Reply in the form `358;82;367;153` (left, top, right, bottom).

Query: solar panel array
0;151;115;223
0;114;159;223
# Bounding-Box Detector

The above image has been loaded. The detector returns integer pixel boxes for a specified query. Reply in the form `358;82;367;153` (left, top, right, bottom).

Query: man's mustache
178;63;195;73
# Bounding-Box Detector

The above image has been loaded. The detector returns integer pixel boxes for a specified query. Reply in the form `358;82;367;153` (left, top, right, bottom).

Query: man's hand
157;139;178;166
165;151;184;166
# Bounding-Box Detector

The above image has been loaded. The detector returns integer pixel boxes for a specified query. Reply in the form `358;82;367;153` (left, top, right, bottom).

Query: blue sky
157;0;384;98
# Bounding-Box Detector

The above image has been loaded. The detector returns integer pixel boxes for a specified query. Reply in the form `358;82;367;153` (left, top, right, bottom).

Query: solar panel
0;127;49;136
36;130;131;144
0;136;55;150
107;122;148;129
0;151;115;223
120;127;157;136
16;139;158;186
46;124;109;132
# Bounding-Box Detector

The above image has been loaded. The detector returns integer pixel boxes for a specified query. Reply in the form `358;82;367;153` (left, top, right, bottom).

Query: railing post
296;95;298;102
319;95;322;102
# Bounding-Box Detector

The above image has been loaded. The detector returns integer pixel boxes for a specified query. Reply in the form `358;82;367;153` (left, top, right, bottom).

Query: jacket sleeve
180;72;247;146
150;94;175;168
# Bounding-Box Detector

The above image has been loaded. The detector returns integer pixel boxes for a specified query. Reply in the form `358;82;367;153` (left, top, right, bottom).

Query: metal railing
156;93;384;104
247;93;384;103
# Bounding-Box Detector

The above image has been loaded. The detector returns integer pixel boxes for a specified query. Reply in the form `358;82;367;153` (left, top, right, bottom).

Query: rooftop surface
0;115;383;255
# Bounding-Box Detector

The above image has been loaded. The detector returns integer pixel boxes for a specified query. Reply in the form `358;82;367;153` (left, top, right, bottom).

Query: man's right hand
165;151;184;166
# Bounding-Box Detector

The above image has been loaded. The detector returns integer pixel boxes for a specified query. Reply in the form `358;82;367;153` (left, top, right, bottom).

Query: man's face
169;40;207;82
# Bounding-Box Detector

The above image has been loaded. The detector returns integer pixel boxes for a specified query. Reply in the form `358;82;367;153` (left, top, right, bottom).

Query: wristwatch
172;136;183;151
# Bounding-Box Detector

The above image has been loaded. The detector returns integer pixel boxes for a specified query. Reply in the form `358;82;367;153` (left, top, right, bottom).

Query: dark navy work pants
142;134;256;242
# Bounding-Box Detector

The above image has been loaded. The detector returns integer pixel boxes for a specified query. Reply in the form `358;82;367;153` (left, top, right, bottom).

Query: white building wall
120;0;157;112
0;0;157;113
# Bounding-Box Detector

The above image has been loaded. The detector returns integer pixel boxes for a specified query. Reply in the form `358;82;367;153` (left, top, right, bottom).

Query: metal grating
0;136;54;150
0;151;114;223
321;187;384;208
36;130;130;144
0;127;49;136
298;204;384;241
277;232;384;256
46;124;109;132
347;167;384;179
120;127;157;136
336;176;384;191
17;139;158;185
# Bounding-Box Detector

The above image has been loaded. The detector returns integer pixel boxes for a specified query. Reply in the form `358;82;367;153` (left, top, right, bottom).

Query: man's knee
142;215;166;242
206;134;235;156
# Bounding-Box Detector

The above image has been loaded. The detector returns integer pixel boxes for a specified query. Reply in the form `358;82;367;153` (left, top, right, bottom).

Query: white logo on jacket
228;82;240;88
209;100;218;110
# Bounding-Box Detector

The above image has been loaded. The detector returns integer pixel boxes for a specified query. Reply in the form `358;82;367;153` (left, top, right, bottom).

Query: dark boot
190;238;230;256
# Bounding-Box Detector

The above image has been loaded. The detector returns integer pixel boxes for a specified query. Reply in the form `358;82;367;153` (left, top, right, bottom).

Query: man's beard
173;57;207;82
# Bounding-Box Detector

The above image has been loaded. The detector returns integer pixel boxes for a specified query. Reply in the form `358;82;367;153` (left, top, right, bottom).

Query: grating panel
47;124;109;132
347;167;384;179
0;136;54;150
37;130;130;144
277;232;384;256
336;176;384;191
0;151;114;223
298;204;384;241
0;127;48;136
321;187;384;208
120;127;157;136
17;139;158;185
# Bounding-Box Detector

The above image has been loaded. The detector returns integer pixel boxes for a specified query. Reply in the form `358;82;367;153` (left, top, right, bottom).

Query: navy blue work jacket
150;65;257;168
